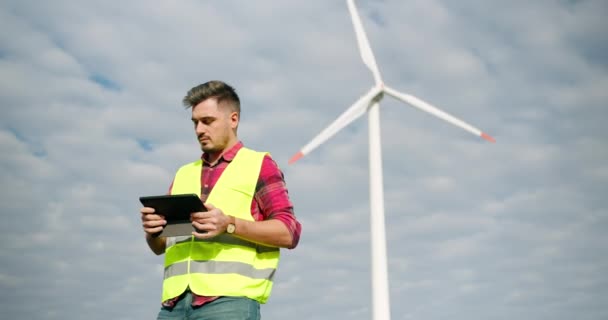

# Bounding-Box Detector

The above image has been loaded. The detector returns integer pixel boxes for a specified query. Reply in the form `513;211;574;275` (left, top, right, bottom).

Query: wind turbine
288;0;495;319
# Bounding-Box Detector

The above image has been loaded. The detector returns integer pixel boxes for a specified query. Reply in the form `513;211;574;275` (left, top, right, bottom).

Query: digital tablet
139;194;206;237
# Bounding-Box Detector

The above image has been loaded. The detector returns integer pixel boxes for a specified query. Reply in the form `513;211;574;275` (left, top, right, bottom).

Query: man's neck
206;139;239;165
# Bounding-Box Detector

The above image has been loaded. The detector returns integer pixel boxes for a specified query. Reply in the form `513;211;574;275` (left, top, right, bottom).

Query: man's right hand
141;207;167;236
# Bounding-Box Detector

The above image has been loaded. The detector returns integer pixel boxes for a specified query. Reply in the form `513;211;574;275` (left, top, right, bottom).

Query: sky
0;0;607;319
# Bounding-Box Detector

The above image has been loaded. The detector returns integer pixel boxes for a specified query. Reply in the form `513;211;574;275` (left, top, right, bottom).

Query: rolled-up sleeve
253;155;301;249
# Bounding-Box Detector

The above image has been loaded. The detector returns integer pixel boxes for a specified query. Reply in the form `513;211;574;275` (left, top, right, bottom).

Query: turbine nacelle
370;88;384;105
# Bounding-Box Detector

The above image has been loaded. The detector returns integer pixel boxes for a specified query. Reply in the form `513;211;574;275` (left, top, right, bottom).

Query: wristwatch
226;216;236;234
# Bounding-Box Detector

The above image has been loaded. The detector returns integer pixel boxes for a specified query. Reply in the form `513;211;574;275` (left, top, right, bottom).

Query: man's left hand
191;203;230;239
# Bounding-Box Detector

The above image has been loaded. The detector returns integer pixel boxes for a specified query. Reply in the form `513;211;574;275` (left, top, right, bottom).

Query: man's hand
191;203;231;239
141;207;167;236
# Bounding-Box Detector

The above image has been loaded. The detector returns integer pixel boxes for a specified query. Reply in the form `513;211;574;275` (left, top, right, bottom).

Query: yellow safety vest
162;147;280;303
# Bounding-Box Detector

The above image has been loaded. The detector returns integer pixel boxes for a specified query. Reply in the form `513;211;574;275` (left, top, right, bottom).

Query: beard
201;143;221;153
197;123;235;155
199;135;228;154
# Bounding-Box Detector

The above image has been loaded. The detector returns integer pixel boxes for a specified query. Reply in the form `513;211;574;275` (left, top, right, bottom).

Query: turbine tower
289;1;495;319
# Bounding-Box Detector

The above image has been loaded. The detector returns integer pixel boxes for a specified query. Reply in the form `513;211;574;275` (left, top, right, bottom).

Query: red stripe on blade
481;132;496;143
288;151;304;164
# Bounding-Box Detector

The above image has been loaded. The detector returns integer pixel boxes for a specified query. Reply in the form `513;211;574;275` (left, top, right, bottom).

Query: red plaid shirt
164;142;301;307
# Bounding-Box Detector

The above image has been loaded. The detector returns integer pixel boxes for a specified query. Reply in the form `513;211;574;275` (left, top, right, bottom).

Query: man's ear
230;111;239;130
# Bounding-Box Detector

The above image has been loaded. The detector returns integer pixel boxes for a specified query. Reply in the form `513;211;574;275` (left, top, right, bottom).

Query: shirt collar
201;141;243;164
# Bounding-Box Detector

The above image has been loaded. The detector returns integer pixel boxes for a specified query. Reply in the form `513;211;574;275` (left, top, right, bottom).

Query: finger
204;202;216;211
191;211;212;220
191;216;220;228
192;220;212;231
144;225;164;235
143;219;166;228
142;214;166;222
141;207;156;214
192;230;212;239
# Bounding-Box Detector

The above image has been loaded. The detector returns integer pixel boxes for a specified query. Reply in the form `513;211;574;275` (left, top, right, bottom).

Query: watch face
227;224;236;234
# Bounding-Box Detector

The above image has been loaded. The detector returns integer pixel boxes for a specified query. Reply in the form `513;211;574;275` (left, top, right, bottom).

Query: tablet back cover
139;194;205;237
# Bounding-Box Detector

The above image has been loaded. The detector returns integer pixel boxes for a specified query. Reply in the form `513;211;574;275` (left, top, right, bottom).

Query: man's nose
195;122;206;134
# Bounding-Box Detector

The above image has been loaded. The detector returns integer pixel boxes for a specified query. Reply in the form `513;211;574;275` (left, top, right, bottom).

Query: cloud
0;0;606;319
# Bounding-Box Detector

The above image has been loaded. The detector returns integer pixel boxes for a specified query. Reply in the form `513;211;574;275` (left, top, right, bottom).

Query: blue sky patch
368;10;386;28
89;73;121;91
137;138;154;151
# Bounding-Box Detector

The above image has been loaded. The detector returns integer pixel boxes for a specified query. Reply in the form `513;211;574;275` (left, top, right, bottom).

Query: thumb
204;202;216;211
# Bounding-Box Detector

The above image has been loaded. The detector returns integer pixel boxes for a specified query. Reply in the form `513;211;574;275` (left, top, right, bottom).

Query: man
141;80;301;320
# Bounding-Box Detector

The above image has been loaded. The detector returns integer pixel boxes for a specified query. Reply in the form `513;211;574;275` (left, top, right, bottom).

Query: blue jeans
156;292;260;320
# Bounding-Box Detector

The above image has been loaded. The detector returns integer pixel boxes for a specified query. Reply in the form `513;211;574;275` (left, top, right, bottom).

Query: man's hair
182;80;241;115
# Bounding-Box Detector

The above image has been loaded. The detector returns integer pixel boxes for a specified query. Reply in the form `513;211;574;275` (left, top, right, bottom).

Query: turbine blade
384;86;495;142
347;0;383;85
289;86;382;164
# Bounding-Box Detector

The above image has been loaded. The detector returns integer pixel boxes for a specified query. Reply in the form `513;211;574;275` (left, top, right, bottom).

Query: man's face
191;98;238;154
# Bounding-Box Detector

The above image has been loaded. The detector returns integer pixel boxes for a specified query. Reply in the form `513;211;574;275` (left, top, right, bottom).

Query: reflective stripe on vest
162;147;280;304
165;260;276;280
